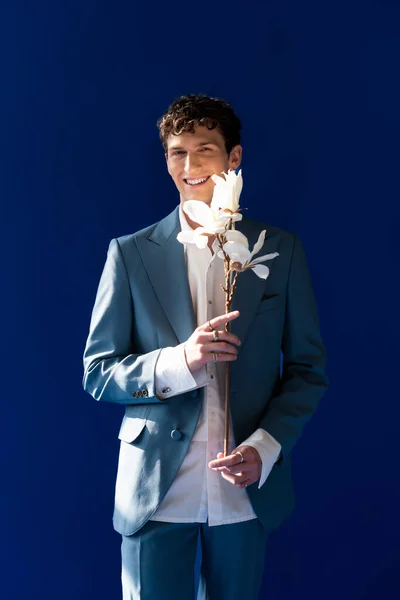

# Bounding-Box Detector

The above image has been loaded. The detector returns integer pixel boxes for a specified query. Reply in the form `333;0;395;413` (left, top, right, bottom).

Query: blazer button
132;391;138;398
171;429;182;441
142;389;148;397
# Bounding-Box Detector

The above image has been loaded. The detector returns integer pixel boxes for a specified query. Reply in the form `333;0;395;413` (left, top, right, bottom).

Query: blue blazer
82;206;328;536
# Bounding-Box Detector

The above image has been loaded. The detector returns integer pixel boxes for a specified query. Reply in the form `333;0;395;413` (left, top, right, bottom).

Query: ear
228;144;242;170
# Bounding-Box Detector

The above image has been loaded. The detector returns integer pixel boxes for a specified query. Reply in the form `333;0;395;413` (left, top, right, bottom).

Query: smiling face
165;123;242;207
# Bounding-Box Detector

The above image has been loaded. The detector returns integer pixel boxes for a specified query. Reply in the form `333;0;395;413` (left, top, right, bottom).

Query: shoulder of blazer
115;222;159;248
114;206;180;253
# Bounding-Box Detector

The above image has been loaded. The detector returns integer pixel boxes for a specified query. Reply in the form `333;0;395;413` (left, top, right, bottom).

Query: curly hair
156;93;242;156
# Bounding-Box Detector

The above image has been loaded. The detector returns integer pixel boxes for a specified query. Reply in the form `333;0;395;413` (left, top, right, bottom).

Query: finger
202;311;240;331
221;471;253;487
236;478;253;489
225;465;253;475
205;349;238;365
203;341;239;355
214;452;231;470
200;330;242;347
209;452;232;471
209;452;245;469
221;471;244;485
208;353;238;364
213;463;252;473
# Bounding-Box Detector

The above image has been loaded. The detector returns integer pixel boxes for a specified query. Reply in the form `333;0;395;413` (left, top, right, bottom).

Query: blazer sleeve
258;234;329;463
82;238;165;405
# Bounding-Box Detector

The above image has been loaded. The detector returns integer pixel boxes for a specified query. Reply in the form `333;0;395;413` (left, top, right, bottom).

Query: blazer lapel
136;206;196;345
135;208;280;352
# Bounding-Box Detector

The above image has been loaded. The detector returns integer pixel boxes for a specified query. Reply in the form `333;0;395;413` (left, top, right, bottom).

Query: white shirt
149;205;281;526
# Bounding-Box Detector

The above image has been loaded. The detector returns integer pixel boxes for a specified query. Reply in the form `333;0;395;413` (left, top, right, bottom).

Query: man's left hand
208;445;262;488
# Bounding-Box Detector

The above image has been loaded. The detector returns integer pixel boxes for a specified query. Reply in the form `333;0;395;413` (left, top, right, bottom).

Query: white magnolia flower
211;169;243;215
220;229;279;279
183;200;228;232
177;226;214;249
177;169;244;249
176;201;226;249
177;200;242;250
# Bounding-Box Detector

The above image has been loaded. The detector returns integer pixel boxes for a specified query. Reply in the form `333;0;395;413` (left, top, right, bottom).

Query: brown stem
229;270;239;305
217;231;234;457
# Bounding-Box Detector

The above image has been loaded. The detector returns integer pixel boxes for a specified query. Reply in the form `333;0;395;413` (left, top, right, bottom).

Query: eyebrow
168;141;218;151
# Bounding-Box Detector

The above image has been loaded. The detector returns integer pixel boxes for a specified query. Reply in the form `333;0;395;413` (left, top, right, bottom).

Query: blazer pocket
256;294;281;314
118;416;147;443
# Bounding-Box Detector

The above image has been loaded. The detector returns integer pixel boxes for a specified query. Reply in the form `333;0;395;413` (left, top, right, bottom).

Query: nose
184;152;202;173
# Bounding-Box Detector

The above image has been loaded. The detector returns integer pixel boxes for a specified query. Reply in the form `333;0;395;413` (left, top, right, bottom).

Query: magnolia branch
176;170;279;458
216;233;239;317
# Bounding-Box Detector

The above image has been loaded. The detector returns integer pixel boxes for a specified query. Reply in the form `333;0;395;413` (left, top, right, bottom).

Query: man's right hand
184;311;241;374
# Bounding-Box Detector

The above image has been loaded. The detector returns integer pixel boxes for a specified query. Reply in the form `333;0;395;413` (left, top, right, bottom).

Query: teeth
186;177;208;185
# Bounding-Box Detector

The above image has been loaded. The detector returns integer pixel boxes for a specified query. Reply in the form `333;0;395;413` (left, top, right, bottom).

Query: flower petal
250;252;279;265
214;210;232;227
210;169;242;213
236;169;243;197
230;212;243;223
193;231;209;249
183;201;213;227
211;183;229;212
211;173;226;186
177;230;195;244
249;230;266;259
224;230;249;248
222;241;251;264
251;264;270;279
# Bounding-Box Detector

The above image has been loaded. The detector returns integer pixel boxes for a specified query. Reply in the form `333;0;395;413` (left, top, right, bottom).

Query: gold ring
213;329;219;342
212;351;218;363
208;320;215;331
236;451;244;463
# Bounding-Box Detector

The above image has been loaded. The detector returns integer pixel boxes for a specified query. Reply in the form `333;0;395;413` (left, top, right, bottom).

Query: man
82;94;329;600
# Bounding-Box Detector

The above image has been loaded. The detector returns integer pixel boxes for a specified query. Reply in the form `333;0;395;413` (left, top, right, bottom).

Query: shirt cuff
241;428;282;489
154;343;208;399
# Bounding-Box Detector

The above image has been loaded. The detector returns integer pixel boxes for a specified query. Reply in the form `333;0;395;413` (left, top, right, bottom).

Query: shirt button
208;300;212;304
210;374;214;380
162;387;171;394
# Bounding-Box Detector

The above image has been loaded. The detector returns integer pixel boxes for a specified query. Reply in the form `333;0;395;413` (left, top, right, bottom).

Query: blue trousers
121;518;268;600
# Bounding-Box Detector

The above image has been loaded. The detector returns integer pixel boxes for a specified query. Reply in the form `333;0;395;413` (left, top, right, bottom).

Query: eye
172;150;185;155
199;147;211;151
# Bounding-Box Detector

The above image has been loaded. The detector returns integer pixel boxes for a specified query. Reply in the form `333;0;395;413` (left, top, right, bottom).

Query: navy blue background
2;1;399;598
